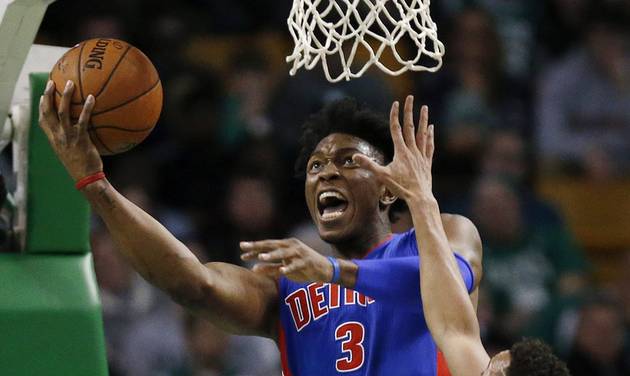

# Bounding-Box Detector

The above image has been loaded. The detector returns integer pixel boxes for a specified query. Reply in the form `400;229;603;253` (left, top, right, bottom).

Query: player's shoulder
440;213;479;239
440;213;482;267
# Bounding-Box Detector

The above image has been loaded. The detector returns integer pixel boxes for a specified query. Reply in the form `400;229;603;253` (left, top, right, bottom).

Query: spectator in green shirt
470;174;588;341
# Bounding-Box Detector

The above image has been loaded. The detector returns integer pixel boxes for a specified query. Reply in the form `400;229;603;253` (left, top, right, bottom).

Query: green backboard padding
0;253;108;376
26;72;90;254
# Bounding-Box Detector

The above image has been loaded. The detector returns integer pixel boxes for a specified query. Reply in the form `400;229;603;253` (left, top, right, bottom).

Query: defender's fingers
402;96;417;150
258;248;295;262
427;124;435;164
353;154;387;177
77;95;95;134
58;80;75;128
416;105;429;154
252;263;283;277
389;101;405;150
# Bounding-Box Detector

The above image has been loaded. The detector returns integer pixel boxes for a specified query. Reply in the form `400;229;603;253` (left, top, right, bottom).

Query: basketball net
286;0;445;82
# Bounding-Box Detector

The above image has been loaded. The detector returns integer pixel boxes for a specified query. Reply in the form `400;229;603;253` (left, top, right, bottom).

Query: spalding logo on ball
50;38;163;155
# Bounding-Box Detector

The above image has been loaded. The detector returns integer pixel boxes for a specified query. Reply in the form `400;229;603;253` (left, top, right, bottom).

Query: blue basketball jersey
277;229;474;376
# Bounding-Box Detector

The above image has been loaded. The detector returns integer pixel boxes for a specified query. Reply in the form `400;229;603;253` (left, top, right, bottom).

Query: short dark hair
294;98;393;176
507;339;570;376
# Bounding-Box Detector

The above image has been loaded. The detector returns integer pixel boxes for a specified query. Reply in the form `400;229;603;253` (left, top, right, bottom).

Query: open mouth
317;190;349;221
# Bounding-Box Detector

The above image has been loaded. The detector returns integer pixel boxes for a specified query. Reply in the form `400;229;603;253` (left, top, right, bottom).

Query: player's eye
309;160;323;173
342;156;357;167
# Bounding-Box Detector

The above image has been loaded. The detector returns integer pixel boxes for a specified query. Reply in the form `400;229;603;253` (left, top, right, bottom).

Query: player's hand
39;80;103;182
352;95;434;203
240;238;333;283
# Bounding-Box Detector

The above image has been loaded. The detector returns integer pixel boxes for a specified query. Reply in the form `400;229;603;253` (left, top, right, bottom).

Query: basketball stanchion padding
0;253;108;376
25;72;90;254
0;71;108;376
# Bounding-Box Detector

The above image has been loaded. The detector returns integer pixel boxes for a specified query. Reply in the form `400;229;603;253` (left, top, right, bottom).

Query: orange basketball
50;38;163;155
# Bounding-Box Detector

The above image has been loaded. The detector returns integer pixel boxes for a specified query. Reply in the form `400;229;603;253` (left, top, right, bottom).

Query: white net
286;0;445;83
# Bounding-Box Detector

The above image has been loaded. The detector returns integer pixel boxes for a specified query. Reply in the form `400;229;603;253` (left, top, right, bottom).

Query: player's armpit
180;262;279;338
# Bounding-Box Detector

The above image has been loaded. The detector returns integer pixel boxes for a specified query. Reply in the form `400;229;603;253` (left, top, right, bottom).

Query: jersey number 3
335;322;365;372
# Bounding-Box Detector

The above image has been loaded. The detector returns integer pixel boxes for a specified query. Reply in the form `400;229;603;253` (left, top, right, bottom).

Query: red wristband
75;172;106;190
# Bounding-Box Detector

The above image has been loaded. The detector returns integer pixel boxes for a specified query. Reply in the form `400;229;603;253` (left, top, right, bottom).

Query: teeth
321;209;344;220
318;191;345;203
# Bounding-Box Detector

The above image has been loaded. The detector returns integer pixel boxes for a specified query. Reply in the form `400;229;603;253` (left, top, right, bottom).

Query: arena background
19;0;630;374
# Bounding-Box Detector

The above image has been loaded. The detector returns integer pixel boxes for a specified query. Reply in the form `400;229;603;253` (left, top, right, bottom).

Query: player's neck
332;226;392;259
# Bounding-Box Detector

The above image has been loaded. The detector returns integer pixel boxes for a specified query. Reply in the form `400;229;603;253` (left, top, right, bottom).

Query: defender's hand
39;80;103;182
240;238;333;283
353;95;434;202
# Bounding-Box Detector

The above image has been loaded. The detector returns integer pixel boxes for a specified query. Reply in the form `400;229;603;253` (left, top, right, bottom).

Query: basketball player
40;80;482;375
241;95;572;375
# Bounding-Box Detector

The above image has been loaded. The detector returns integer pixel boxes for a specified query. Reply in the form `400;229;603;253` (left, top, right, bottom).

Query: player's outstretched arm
39;80;279;337
242;239;474;312
353;96;489;375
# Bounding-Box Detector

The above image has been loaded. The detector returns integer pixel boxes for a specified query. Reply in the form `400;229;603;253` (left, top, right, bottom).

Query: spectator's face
452;9;497;66
231;69;271;98
122;186;152;213
305;133;388;244
227;177;276;233
91;232;134;294
575;304;624;363
588;26;629;77
471;179;522;242
79;16;125;41
482;133;526;183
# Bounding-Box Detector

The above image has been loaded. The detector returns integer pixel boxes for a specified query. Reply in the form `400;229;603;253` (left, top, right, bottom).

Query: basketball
49;38;162;155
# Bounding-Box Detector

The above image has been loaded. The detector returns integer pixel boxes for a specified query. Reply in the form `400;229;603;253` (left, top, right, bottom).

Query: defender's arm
352;96;489;374
410;201;489;375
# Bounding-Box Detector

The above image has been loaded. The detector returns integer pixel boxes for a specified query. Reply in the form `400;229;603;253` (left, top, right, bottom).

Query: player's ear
379;187;397;207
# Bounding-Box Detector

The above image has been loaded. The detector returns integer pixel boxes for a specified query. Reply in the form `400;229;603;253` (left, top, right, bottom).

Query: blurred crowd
34;0;630;375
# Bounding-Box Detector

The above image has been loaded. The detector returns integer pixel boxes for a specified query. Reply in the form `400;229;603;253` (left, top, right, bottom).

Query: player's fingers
252;263;283;277
38;97;54;138
353;154;388;178
258;248;295;263
77;95;95;135
280;259;306;275
38;101;54;141
427;124;435;165
389;101;405;151
240;251;257;261
416;105;429;155
240;240;287;254
39;81;60;133
58;80;75;130
402;95;417;151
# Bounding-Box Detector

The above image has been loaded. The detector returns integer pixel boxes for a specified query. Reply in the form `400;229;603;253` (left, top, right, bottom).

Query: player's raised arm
38;80;279;337
353;96;490;375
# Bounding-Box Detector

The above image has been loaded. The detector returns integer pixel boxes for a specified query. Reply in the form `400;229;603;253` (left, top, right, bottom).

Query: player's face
305;133;386;244
481;350;511;376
